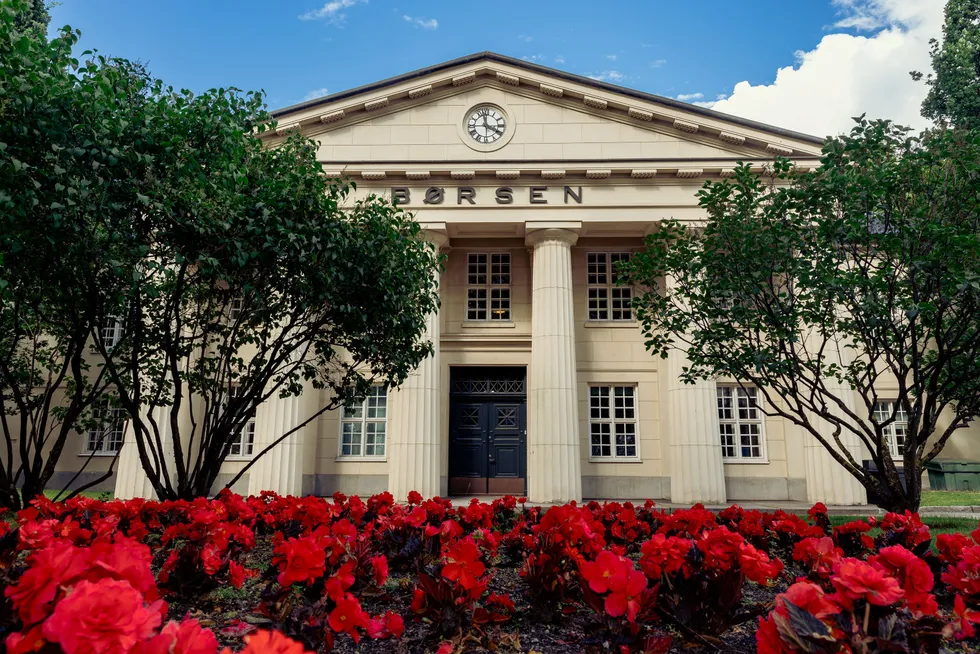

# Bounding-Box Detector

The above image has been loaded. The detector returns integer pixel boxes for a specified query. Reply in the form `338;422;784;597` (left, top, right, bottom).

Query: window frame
717;384;768;463
337;387;388;461
874;400;907;460
225;388;257;461
82;399;126;456
465;251;512;322
587;384;640;462
586;251;634;322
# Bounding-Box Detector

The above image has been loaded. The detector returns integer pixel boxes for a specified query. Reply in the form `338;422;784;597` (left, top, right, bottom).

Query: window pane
587;253;608;285
588;287;609;321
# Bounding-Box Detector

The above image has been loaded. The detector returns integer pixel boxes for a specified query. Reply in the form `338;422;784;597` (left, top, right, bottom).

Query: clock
466;106;506;144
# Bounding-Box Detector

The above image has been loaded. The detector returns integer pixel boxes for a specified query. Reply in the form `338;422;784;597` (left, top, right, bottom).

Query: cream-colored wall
314;86;760;163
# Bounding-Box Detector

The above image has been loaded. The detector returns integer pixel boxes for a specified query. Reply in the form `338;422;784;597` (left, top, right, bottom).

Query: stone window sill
461;321;516;329
587;457;643;464
78;451;119;457
584;321;637;329
224;456;253;462
335;456;387;463
722;458;770;465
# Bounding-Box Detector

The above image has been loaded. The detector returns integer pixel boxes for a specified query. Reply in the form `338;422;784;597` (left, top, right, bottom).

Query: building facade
49;53;980;504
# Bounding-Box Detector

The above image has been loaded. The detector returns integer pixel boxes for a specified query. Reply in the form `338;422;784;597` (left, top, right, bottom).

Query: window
224;387;256;459
589;385;638;460
587;252;632;321
228;297;244;322
339;387;387;458
99;315;124;348
717;385;766;461
466;253;511;321
874;401;907;459
85;399;126;454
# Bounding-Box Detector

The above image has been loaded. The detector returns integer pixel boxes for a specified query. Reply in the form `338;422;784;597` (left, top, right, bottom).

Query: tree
90;89;440;501
918;0;980;129
629;119;980;512
0;1;159;509
11;0;48;37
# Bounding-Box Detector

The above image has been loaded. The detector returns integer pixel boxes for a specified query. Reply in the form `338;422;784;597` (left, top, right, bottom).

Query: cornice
262;64;822;158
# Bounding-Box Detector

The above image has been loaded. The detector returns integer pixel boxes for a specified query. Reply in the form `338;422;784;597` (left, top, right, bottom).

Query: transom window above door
467;252;511;321
587;252;632;321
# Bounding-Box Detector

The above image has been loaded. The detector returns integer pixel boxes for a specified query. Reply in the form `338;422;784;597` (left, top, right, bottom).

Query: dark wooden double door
448;367;527;496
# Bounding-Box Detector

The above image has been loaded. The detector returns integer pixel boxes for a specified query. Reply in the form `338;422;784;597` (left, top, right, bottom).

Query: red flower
5;541;87;625
405;506;428;528
238;630;310;654
441;539;486;591
781;581;841;620
436;644;454;654
324;561;356;601
407;491;423;505
367;611;405;639
755;615;789;654
831;558;904;607
228;561;248;590
738;544;783;584
581;550;629;593
87;537;159;599
639;534;690;580
604;567;648;623
869;545;937;616
945;595;980;641
41;579;163;654
937;533;971;564
273;537;326;587
792;537;842;580
370;555;389;587
327;593;370;643
137;619;218;654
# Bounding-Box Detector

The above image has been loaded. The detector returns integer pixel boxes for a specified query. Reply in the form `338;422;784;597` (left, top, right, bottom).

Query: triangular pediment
265;52;823;178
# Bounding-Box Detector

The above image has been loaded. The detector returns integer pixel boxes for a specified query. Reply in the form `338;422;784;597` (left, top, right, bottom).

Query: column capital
419;222;450;250
525;223;581;248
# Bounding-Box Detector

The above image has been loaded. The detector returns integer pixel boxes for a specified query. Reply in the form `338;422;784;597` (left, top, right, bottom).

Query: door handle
489;456;495;464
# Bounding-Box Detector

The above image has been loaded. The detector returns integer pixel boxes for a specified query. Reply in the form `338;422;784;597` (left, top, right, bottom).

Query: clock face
467;106;506;144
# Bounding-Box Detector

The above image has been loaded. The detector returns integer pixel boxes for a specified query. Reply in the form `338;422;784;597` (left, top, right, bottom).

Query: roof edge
271;51;825;146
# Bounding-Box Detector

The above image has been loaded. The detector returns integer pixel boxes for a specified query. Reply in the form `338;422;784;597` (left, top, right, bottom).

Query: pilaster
666;348;727;504
114;405;174;500
525;224;582;503
246;394;306;497
387;225;447;501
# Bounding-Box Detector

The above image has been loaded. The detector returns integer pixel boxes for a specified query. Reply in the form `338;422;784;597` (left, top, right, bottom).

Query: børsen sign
390;185;584;206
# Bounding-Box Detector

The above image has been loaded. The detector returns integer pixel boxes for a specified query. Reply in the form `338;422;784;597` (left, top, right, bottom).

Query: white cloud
300;0;367;24
554;55;565;64
691;93;728;109
522;54;545;63
606;54;617;61
588;70;625;83
709;0;943;137
675;92;704;102
403;15;438;29
518;34;533;43
304;87;329;101
650;59;667;68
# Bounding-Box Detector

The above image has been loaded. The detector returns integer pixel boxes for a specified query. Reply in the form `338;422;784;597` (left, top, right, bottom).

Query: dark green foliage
629;119;980;512
918;0;980;129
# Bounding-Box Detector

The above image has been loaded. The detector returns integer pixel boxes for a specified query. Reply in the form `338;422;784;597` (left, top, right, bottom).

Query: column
386;225;447;501
667;348;727;505
803;339;868;505
526;226;582;504
247;394;306;497
114;405;174;500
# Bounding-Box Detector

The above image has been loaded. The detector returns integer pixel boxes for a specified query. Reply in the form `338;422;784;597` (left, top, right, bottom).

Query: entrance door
448;368;527;495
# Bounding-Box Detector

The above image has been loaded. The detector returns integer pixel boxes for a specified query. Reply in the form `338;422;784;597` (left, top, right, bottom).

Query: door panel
449;402;487;494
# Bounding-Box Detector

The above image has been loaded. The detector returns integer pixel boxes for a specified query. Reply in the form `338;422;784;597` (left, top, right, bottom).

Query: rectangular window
85;399;126;454
99;315;124;349
717;385;765;461
874;401;907;459
467;253;511;321
587;252;632;321
589;385;638;460
339;387;387;458
222;387;256;459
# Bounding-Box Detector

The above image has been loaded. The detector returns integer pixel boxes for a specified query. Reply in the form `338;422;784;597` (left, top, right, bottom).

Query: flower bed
1;492;979;653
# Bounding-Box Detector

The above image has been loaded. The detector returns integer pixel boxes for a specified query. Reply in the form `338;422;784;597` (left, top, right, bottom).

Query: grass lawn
42;489;112;501
830;514;978;540
921;490;980;506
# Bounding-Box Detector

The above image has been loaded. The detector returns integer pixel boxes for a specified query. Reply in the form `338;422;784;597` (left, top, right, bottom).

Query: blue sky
49;1;942;136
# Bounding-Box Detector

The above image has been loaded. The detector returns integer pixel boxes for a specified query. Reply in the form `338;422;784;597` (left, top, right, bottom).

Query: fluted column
387;226;447;501
803;338;868;505
526;226;581;504
667;348;727;504
114;405;174;500
247;393;306;497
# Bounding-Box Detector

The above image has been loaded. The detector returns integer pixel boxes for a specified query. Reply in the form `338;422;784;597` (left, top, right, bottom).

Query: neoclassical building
54;53;980;504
